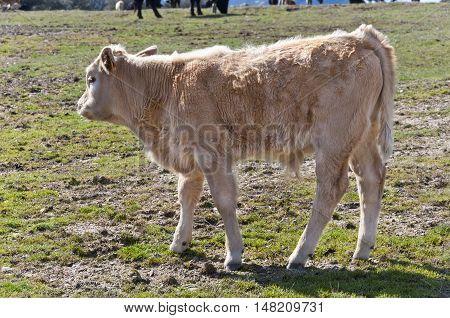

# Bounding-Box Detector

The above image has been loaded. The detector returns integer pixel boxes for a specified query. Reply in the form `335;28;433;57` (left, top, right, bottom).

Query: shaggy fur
77;25;396;270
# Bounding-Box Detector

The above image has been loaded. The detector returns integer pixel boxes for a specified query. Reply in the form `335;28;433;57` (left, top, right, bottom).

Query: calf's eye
88;76;96;84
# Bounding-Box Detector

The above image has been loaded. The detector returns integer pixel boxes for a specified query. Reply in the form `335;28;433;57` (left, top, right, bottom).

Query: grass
0;3;449;297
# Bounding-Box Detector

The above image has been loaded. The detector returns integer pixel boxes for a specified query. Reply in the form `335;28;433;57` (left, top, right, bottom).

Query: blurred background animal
190;0;202;16
115;0;124;11
170;0;180;7
134;0;162;18
1;0;21;11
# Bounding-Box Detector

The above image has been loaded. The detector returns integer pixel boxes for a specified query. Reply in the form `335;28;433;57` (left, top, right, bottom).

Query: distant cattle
349;0;389;3
278;0;296;5
1;0;20;11
134;0;162;18
306;0;323;4
77;25;395;270
165;0;228;15
115;0;124;11
189;0;203;16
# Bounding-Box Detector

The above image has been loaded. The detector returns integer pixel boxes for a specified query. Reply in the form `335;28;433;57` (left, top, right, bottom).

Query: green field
0;3;449;297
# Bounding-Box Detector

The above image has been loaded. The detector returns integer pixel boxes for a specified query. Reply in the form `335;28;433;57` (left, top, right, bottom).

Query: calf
77;25;395;270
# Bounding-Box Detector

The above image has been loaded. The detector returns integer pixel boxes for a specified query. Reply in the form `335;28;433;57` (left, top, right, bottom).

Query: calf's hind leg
197;158;243;270
287;153;349;268
350;142;386;260
170;172;204;253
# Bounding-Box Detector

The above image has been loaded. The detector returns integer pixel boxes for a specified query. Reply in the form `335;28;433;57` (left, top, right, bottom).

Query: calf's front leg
169;172;204;253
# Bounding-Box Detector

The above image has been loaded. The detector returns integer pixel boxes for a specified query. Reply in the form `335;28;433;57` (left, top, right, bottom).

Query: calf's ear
99;47;115;74
135;45;158;57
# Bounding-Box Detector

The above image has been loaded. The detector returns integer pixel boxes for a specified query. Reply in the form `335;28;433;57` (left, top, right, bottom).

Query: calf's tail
354;24;396;163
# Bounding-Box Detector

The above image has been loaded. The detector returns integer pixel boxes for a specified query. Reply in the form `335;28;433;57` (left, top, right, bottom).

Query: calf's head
77;45;158;123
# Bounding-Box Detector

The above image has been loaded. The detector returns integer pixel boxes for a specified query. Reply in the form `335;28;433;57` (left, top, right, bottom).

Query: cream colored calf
77;25;395;270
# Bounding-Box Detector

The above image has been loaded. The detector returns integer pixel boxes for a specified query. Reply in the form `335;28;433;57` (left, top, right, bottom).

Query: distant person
134;0;162;18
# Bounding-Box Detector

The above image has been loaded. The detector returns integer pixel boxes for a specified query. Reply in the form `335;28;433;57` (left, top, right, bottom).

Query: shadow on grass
223;259;449;297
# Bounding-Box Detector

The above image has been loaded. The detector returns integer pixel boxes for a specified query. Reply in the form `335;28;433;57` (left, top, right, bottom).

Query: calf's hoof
286;262;305;270
353;243;373;260
353;249;371;260
224;262;242;271
169;241;189;254
287;251;309;269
